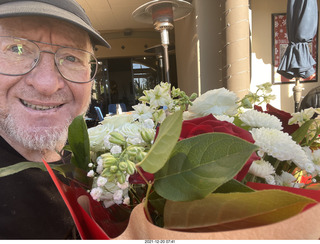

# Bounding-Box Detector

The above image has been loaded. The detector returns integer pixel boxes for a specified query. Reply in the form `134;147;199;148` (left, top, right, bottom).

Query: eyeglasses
0;36;98;83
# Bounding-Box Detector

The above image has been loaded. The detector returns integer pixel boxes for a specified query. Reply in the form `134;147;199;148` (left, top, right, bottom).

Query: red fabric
180;114;259;180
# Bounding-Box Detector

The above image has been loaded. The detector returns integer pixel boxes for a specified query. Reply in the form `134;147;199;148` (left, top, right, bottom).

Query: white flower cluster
239;110;283;130
87;112;156;208
89;175;130;208
289;108;320;126
249;127;317;187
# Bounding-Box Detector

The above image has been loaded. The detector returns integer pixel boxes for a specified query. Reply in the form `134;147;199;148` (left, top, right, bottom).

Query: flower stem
143;182;153;224
136;166;154;223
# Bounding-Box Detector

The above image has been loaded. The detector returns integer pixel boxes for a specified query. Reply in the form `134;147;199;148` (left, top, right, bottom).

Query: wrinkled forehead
0;16;92;50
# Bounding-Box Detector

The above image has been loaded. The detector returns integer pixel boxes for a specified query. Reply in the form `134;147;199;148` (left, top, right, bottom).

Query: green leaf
154;133;258;201
214;179;254;193
163;190;315;231
52;163;91;186
291;119;313;144
0;161;65;178
139;110;183;173
67;115;90;171
0;161;47;177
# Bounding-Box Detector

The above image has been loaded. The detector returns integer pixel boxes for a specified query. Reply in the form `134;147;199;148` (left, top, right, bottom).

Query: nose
25;51;65;96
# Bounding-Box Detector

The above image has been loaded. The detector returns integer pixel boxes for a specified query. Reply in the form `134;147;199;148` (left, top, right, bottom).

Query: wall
175;0;223;96
251;0;320;113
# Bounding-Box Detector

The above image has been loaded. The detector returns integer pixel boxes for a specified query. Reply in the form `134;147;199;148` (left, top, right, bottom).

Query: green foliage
66;115;91;171
239;82;276;109
138;110;183;173
0;161;47;177
163;190;315;231
153;133;258;201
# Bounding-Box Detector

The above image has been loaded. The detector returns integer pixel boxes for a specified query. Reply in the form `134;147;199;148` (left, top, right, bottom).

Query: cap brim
0;1;110;48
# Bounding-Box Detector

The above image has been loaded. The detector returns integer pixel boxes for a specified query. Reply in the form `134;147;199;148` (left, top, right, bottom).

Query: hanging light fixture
132;0;193;83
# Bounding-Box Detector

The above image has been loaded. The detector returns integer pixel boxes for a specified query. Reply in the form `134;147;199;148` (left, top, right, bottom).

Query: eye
7;44;24;55
65;55;77;62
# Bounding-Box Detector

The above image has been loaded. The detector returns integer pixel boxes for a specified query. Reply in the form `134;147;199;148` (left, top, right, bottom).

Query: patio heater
132;0;193;83
145;44;175;83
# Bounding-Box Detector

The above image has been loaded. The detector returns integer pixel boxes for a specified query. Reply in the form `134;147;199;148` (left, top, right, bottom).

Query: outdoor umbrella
277;0;318;112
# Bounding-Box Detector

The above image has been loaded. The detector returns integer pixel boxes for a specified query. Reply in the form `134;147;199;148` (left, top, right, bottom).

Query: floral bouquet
2;82;320;239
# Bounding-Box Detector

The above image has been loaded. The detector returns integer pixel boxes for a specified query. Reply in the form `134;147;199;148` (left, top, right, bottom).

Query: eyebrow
7;36;92;52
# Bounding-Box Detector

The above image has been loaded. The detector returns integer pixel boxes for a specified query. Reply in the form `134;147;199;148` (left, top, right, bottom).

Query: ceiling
76;0;156;33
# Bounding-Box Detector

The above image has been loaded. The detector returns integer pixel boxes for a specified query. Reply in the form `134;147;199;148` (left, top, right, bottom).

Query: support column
221;0;250;98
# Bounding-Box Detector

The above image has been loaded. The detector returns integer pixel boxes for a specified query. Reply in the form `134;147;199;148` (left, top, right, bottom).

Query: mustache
17;87;71;103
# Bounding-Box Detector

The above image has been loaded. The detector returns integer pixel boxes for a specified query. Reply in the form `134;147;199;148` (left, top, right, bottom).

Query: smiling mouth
20;99;63;111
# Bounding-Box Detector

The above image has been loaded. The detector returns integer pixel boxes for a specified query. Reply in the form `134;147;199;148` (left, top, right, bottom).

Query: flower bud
110;165;118;173
101;153;118;167
101;169;113;178
119;161;128;171
109;131;126;145
136;151;147;162
127;146;139;156
140;129;154;144
126;160;136;175
117;174;126;184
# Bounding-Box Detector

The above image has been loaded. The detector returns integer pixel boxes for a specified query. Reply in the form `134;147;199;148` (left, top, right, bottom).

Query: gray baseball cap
0;0;110;48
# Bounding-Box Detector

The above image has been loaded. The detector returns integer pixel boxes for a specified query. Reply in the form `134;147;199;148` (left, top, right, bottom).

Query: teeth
21;100;60;111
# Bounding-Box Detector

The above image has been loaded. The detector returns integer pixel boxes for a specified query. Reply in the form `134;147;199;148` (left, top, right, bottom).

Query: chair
108;103;127;114
94;106;104;121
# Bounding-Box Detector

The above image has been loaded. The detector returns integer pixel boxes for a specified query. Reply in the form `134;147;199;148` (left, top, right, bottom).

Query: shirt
0;136;77;239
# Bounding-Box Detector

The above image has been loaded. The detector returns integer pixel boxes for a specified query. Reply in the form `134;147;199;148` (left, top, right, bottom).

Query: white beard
0;113;72;152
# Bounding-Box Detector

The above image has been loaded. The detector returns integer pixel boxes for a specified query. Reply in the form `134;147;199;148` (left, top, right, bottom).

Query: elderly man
0;0;110;239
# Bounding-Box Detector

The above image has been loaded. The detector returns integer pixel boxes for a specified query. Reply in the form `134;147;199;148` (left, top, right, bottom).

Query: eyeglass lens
0;36;97;83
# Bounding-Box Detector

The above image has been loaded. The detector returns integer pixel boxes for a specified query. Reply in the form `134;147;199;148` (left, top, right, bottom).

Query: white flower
188;88;239;117
97;176;108;187
110;145;122;154
143;119;155;129
251;128;310;169
239;110;283;130
88;163;93;168
289;108;315;126
123;197;130;205
117;181;129;190
182;111;197;120
100;113;134;127
90;187;103;201
132;103;153;121
118;122;142;140
88;123;113;152
215;115;235;124
96;157;104;174
302;147;320;175
265;175;276;185
275;172;302;188
87;170;95;177
113;190;123;204
248;159;275;178
152;109;166;124
144;84;172;108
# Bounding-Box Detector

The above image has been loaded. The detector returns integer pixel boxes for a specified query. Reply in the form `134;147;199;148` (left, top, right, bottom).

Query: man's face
0;16;93;156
